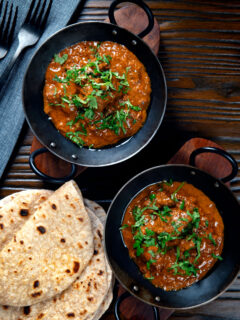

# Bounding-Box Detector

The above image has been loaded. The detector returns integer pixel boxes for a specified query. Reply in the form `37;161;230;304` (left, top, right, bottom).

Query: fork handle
0;41;25;94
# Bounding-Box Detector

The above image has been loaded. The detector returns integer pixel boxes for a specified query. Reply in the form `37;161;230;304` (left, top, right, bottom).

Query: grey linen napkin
0;0;84;179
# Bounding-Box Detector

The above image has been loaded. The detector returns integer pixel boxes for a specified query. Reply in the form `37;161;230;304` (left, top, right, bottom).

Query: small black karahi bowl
23;0;167;183
105;147;240;319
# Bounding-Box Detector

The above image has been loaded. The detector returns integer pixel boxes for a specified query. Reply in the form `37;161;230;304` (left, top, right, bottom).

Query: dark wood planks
0;1;240;319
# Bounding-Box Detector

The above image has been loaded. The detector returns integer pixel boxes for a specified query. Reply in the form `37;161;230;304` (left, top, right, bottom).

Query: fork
0;0;18;59
0;0;53;90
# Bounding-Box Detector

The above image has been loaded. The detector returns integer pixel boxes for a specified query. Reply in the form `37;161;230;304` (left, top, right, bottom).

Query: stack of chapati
0;181;113;320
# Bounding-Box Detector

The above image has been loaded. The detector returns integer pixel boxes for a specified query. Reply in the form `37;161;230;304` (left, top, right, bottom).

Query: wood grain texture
0;1;240;319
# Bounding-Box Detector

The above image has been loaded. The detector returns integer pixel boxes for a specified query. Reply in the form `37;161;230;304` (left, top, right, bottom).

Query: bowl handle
189;147;238;183
108;0;154;38
29;147;77;184
114;291;160;320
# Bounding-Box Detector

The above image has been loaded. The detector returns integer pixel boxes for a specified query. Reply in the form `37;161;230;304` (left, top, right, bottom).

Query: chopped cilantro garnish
119;224;129;230
54;53;68;65
170;260;198;276
146;259;156;270
171;221;183;234
149;193;156;202
164;179;173;186
52;75;68;83
193;236;202;263
61;96;71;104
120;99;141;111
180;200;185;210
148;250;156;257
66;114;84;127
207;233;216;246
65;132;85;147
212;253;223;260
171;182;185;202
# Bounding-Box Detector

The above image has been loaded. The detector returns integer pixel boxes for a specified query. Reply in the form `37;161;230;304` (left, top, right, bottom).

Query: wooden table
0;1;239;319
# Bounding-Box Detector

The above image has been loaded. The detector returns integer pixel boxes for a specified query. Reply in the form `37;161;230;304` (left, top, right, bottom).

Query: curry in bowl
43;41;151;148
121;180;224;291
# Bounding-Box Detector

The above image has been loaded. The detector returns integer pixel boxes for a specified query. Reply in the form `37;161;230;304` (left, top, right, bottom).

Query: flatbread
0;193;18;208
84;199;107;227
0;180;94;307
84;200;114;320
93;283;114;320
0;190;53;251
0;209;108;320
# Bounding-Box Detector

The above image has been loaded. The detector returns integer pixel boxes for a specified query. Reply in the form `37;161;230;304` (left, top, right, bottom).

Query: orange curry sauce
43;41;151;148
121;181;224;291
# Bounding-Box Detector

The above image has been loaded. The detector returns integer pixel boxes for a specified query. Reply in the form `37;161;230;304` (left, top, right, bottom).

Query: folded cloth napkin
0;0;84;179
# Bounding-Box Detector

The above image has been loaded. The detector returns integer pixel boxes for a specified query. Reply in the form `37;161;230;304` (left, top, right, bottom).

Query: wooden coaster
30;3;160;178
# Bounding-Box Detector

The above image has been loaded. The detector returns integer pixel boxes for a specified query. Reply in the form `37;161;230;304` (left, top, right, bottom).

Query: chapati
0;190;53;251
0;180;94;306
0;208;108;320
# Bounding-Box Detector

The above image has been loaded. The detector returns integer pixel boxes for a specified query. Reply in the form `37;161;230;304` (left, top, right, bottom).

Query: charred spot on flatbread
97;229;102;240
73;261;80;273
0;223;4;230
20;209;29;217
98;270;104;276
51;204;57;210
94;250;98;255
67;312;75;317
80;310;87;316
65;269;71;273
37;226;46;234
78;217;83;222
23;306;31;315
60;238;66;243
31;291;42;298
37;313;44;319
33;280;39;288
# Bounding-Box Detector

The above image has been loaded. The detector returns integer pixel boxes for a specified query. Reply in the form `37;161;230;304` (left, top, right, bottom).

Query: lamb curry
121;180;224;291
43;41;151;148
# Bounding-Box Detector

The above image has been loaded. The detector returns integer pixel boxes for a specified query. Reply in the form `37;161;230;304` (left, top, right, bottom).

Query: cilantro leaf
54;53;68;65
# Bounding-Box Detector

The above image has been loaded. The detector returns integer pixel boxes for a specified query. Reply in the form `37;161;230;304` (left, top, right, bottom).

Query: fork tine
39;0;52;29
7;5;18;45
29;0;42;25
0;1;8;41
35;0;47;27
24;0;36;24
2;3;13;44
0;0;3;16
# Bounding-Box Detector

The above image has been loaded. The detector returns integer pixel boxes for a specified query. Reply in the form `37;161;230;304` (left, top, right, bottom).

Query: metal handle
0;42;24;95
189;147;238;183
114;291;160;320
29;147;77;184
108;0;154;38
